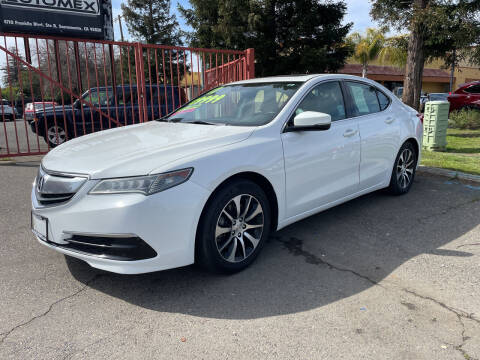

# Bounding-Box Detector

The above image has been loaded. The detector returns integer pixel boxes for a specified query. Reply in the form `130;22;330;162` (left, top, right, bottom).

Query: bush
449;108;480;129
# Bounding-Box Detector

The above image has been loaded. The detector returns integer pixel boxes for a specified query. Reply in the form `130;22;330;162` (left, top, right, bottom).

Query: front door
281;81;361;218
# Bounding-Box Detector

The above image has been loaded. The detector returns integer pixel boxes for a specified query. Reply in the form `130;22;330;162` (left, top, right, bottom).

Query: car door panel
282;119;360;217
344;82;400;190
281;81;361;218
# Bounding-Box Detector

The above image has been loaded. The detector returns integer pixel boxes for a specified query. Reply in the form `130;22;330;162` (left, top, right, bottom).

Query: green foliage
371;0;480;68
121;0;183;45
0;86;20;102
449;108;480;130
379;35;408;68
348;28;385;66
421;128;480;175
180;0;353;77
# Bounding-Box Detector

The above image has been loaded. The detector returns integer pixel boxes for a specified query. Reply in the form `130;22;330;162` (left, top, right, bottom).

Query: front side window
294;81;346;121
167;82;302;126
345;82;380;116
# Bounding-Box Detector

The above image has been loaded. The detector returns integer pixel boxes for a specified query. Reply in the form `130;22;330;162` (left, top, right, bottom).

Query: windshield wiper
155;116;169;122
182;120;225;126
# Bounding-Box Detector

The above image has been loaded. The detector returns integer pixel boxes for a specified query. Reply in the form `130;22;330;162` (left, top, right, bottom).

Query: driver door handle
384;117;394;124
343;129;358;137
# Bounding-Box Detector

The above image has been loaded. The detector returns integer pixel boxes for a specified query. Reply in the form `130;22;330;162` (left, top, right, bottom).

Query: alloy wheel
215;194;264;263
396;148;415;189
47;125;66;146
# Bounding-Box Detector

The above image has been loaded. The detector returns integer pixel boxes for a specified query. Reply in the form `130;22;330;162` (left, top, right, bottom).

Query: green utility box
422;101;450;151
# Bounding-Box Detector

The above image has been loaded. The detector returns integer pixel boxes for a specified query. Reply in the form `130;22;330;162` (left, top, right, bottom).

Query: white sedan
31;74;422;274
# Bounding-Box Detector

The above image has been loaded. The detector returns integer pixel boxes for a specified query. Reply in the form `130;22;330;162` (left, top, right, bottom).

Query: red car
448;81;480;112
24;101;58;121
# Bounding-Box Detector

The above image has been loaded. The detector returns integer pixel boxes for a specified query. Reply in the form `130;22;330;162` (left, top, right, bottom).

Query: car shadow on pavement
66;175;480;320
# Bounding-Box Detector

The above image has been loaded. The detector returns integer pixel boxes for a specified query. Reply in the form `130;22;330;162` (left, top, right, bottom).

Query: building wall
348;57;480;92
422;82;449;93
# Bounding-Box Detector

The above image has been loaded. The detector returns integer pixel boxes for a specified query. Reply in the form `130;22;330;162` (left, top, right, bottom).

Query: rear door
344;81;400;190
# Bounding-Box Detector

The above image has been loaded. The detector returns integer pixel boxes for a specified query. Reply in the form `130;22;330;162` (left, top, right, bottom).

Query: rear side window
345;82;380;116
464;84;480;94
377;90;390;110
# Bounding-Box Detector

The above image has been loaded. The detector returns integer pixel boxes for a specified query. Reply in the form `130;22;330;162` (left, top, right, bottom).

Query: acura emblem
37;175;45;192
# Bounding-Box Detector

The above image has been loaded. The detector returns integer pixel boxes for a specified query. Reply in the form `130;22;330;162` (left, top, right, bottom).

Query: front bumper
31;179;210;274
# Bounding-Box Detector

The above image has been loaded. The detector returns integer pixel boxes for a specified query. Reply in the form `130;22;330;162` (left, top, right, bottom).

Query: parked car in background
393;87;403;99
419;93;449;112
427;92;449;102
0;99;18;121
31;74;422;274
24;102;58;121
30;85;186;147
448;81;480;112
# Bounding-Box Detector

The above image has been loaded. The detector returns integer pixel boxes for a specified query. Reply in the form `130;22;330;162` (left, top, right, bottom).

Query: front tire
196;179;271;274
388;142;417;195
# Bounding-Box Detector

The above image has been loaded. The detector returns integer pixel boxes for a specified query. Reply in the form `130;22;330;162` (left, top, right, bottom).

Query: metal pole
73;42;83;94
118;15;125;42
23;37;31;64
449;48;456;93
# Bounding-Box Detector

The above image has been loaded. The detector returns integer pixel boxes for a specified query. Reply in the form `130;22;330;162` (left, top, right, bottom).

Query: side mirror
286;111;332;132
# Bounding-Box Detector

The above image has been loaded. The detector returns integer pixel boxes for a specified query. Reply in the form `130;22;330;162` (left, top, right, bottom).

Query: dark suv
30;85;186;147
448;81;480;112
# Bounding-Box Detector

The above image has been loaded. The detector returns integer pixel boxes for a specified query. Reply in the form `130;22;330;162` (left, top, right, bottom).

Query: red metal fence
0;33;254;158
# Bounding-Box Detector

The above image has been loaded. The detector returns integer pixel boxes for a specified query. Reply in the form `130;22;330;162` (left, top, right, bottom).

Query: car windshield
166;82;303;126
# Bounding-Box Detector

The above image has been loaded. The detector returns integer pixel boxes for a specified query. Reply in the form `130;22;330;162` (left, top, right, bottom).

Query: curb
417;165;480;184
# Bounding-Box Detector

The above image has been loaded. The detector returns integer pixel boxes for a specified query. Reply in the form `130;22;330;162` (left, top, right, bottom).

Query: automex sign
0;0;113;40
1;0;100;15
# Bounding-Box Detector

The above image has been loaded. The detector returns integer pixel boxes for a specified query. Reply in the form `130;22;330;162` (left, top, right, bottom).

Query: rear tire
196;179;271;274
388;142;417;195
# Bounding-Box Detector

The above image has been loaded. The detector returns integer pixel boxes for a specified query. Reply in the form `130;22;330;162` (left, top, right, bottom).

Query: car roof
230;74;325;85
228;74;381;85
459;81;480;88
89;84;180;90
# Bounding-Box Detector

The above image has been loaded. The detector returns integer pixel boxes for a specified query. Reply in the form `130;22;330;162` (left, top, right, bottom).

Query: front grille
35;166;87;206
36;192;76;205
59;234;157;261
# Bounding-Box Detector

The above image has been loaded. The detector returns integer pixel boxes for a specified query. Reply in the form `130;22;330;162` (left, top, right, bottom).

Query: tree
371;0;480;110
378;35;408;69
180;0;353;77
348;28;386;77
121;0;183;45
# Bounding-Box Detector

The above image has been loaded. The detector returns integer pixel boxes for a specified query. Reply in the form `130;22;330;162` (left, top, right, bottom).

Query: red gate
0;33;254;158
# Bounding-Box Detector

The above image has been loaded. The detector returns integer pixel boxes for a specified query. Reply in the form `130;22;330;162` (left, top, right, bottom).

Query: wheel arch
195;171;279;258
404;137;420;158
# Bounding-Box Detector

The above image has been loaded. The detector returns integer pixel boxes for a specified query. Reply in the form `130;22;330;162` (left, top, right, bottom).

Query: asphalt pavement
0;159;479;359
0;119;48;156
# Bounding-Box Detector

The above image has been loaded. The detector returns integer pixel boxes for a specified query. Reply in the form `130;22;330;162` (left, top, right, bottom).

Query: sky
111;0;380;42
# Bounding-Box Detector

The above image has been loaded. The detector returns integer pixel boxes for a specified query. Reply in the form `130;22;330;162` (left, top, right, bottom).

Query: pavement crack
403;289;480;325
416;197;480;224
0;274;102;345
276;236;380;287
456;242;480;249
404;288;479;360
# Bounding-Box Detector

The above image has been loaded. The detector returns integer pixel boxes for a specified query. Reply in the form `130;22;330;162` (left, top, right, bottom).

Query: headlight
89;168;193;195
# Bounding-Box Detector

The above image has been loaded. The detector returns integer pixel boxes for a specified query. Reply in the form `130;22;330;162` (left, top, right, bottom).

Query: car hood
42;121;255;178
